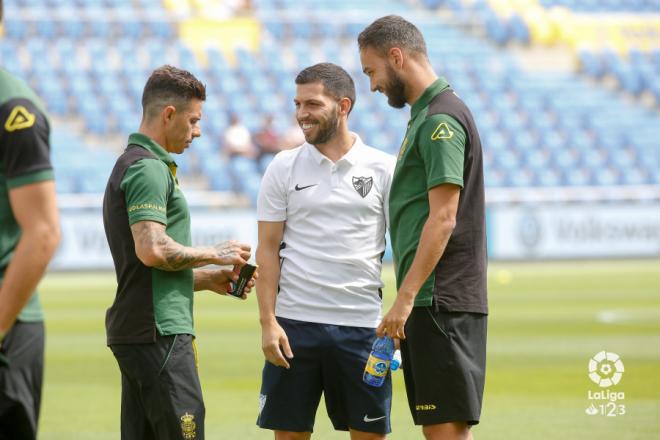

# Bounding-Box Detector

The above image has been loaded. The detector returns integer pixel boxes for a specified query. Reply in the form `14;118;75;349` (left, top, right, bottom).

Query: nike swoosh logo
363;415;386;423
294;183;318;191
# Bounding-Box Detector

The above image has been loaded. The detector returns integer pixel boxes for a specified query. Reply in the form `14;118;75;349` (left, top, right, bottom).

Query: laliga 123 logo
588;351;624;387
585;351;626;417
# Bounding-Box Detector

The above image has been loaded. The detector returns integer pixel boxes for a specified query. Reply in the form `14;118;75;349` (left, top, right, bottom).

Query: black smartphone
228;263;257;298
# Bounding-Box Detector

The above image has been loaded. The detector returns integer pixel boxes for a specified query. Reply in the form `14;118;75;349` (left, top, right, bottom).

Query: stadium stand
1;0;658;204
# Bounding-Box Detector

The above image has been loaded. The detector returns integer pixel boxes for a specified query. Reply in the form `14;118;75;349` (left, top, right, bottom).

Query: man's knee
422;422;471;440
274;431;312;440
350;429;386;440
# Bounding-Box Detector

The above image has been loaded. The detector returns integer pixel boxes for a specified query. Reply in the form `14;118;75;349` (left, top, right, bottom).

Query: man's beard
305;106;339;145
384;65;408;109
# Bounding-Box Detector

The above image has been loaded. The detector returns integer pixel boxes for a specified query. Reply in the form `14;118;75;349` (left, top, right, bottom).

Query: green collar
410;77;450;120
128;133;176;167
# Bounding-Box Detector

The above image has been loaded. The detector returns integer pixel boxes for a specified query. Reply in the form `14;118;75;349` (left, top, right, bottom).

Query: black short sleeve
0;98;53;189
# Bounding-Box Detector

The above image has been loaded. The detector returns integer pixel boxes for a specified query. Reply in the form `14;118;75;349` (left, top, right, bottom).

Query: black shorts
0;321;45;440
401;308;487;426
110;333;205;440
257;317;392;434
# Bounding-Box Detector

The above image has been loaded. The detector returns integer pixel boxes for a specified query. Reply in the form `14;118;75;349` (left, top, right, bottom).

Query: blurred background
2;0;659;264
1;0;659;438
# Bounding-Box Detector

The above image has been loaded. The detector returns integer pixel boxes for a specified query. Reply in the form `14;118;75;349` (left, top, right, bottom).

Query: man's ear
338;97;352;116
388;47;404;70
162;105;176;123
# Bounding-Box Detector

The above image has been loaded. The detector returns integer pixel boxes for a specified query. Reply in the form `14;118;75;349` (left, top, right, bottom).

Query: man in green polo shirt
103;65;253;440
0;2;62;438
359;16;488;440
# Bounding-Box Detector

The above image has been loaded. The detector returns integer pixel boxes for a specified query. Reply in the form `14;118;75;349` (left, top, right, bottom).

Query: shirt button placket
330;163;339;187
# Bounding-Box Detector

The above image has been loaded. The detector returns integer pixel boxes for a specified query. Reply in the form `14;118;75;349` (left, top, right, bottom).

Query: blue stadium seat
207;161;235;192
484;169;506;188
3;19;28;39
241;174;262;205
120;19;144;39
149;20;173;39
54;171;77;194
620;167;648;186
535;169;562;187
263;20;285;39
564;168;592;186
508;169;535;188
259;154;275;173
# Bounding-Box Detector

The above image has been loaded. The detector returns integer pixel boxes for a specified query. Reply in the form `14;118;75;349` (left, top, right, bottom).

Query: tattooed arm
130;221;251;271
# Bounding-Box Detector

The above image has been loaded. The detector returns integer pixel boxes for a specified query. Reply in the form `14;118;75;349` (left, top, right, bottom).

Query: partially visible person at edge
359;15;488;440
0;2;61;439
255;62;396;440
103;65;254;440
254;114;281;161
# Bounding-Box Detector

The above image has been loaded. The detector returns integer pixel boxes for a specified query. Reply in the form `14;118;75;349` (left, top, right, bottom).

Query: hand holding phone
228;263;258;298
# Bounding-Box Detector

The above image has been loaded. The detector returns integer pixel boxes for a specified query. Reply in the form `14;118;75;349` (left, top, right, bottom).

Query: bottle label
365;354;390;377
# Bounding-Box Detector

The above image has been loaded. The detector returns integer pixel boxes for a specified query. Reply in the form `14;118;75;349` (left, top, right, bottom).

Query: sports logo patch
4;105;36;132
180;412;196;439
431;122;453;140
352;176;373;198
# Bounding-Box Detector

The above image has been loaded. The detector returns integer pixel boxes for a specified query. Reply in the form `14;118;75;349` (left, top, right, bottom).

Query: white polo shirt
257;134;396;328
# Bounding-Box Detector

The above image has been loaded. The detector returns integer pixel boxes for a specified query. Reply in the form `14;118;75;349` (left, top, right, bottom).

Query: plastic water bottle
390;349;402;371
363;336;395;387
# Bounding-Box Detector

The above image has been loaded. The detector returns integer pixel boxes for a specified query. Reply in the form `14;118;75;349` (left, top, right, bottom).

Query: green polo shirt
0;68;54;322
390;78;467;307
104;133;194;344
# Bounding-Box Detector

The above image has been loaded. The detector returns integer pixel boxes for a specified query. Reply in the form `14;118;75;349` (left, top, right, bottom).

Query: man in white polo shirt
255;63;396;439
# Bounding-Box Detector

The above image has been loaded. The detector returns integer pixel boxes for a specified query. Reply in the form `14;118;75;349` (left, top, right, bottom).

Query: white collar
305;132;364;166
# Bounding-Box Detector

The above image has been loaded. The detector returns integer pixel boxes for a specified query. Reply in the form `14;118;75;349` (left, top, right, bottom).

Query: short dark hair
358;15;427;59
142;65;206;119
295;63;356;114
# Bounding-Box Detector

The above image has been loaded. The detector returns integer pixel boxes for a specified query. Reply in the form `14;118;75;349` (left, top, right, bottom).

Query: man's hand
376;294;415;339
205;269;240;296
194;267;257;299
211;240;252;266
261;320;293;369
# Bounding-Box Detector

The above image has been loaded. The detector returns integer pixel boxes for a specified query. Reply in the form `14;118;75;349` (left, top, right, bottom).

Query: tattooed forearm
130;221;249;270
155;244;199;271
131;221;210;271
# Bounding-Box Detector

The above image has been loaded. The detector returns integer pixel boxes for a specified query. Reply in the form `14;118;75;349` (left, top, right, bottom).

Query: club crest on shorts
352;176;373;198
180;412;196;439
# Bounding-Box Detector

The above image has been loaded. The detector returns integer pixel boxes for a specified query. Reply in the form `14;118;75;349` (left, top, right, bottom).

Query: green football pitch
36;260;660;439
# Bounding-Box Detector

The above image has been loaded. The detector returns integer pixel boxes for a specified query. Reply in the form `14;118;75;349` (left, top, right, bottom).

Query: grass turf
36;260;660;439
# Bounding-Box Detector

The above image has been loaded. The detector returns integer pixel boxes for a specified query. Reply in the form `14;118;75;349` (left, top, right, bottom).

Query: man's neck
405;63;438;107
138;122;167;151
313;128;355;163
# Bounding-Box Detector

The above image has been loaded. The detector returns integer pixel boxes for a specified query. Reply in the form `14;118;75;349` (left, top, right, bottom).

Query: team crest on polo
352;176;373;198
180;412;196;439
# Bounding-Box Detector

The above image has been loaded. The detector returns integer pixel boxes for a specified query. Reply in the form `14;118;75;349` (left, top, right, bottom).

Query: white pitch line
596;310;626;324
